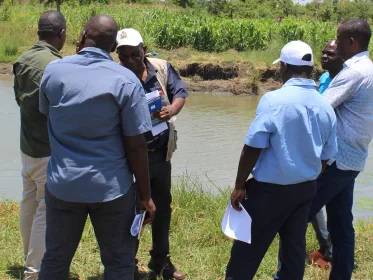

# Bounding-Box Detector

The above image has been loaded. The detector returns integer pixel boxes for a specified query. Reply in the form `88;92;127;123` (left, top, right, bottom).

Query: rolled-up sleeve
167;63;188;100
245;96;274;148
39;68;50;115
323;68;362;109
321;114;338;160
120;82;152;136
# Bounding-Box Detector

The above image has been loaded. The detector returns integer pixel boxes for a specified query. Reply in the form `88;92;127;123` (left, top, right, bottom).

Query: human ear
76;30;86;53
111;41;118;53
59;29;66;39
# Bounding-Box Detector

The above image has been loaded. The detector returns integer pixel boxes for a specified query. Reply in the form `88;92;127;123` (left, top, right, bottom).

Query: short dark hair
38;11;66;40
286;64;313;76
340;18;371;49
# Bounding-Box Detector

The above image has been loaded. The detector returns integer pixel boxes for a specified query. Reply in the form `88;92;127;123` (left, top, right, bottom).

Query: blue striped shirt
324;51;373;171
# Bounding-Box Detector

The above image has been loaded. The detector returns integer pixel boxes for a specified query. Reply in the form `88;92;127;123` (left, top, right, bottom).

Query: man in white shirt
277;18;373;280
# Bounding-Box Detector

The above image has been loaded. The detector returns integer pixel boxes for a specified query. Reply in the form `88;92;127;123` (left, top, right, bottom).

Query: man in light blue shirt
306;19;373;280
225;41;337;280
38;15;156;279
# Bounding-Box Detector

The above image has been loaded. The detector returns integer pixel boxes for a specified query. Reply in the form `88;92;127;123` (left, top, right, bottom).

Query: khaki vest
147;58;177;161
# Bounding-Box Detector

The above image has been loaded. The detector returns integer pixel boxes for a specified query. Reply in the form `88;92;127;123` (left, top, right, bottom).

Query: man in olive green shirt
13;10;66;280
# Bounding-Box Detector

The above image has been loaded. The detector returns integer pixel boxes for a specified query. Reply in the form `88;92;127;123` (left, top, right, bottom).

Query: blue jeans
39;187;137;280
276;162;359;280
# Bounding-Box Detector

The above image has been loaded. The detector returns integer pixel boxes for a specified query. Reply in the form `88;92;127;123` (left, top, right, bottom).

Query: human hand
140;198;156;225
159;105;174;121
230;188;246;211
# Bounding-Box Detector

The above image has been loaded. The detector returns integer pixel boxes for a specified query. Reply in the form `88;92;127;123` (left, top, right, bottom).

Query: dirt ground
0;62;284;95
0;63;12;76
184;77;282;95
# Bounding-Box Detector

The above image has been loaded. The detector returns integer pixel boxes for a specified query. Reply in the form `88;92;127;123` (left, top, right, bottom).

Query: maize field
1;3;372;60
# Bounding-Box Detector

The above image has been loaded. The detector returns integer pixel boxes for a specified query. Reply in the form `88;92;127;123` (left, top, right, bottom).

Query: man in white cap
116;28;187;280
225;41;337;280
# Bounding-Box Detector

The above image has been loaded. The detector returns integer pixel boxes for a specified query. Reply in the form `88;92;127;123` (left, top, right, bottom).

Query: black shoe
148;256;185;280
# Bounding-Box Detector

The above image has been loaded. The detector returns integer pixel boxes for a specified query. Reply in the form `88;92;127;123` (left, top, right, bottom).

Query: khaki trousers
20;151;49;280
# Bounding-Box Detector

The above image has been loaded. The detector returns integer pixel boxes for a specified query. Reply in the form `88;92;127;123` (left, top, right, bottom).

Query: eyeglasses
116;50;142;60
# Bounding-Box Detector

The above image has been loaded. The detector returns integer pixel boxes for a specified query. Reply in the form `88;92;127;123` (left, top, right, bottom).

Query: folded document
221;201;252;244
131;211;147;240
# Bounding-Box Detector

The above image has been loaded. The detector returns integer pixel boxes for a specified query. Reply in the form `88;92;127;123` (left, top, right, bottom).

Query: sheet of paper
130;211;147;240
131;213;143;237
221;201;252;244
151;122;168;136
145;90;160;101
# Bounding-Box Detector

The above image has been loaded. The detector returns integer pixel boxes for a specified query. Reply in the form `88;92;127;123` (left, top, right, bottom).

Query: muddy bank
178;62;323;95
184;77;282;95
0;62;322;95
0;63;12;76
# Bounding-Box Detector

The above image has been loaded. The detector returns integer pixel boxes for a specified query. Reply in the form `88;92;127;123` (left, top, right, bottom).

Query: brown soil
180;62;324;95
184;77;282;95
0;63;12;76
179;62;283;95
179;63;239;80
0;61;318;95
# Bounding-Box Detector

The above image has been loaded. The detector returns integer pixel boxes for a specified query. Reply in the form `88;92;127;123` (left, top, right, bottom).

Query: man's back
13;41;61;157
40;47;151;203
324;52;373;171
248;78;337;185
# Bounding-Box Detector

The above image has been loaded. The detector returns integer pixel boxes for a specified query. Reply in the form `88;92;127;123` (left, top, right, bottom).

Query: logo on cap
120;31;127;39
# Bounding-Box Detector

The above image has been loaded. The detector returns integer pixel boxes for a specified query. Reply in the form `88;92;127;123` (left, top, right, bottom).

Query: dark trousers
308;162;359;280
148;148;172;258
39;187;136;280
225;179;317;280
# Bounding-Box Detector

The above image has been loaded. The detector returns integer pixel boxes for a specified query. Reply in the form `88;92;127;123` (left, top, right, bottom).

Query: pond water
1;78;372;218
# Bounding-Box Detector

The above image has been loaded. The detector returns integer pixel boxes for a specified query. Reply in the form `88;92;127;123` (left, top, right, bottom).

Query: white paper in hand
131;211;147;240
221;201;252;244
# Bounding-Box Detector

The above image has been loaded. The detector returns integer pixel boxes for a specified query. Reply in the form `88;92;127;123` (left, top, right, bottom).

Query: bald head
81;15;118;53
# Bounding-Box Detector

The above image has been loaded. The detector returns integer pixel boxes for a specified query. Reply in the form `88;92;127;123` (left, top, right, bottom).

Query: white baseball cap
273;40;314;66
117;28;144;48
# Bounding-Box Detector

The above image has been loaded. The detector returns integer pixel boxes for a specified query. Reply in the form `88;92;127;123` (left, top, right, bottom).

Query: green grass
1;176;373;279
0;3;349;69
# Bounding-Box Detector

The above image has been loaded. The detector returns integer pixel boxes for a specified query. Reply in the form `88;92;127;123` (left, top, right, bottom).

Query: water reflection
173;93;373;218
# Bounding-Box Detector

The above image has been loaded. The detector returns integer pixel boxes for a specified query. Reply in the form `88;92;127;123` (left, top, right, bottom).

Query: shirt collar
344;51;369;68
282;78;317;88
34;41;62;58
78;47;113;61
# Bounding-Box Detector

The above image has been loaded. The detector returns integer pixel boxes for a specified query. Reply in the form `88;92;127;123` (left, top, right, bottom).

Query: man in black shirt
117;28;188;280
